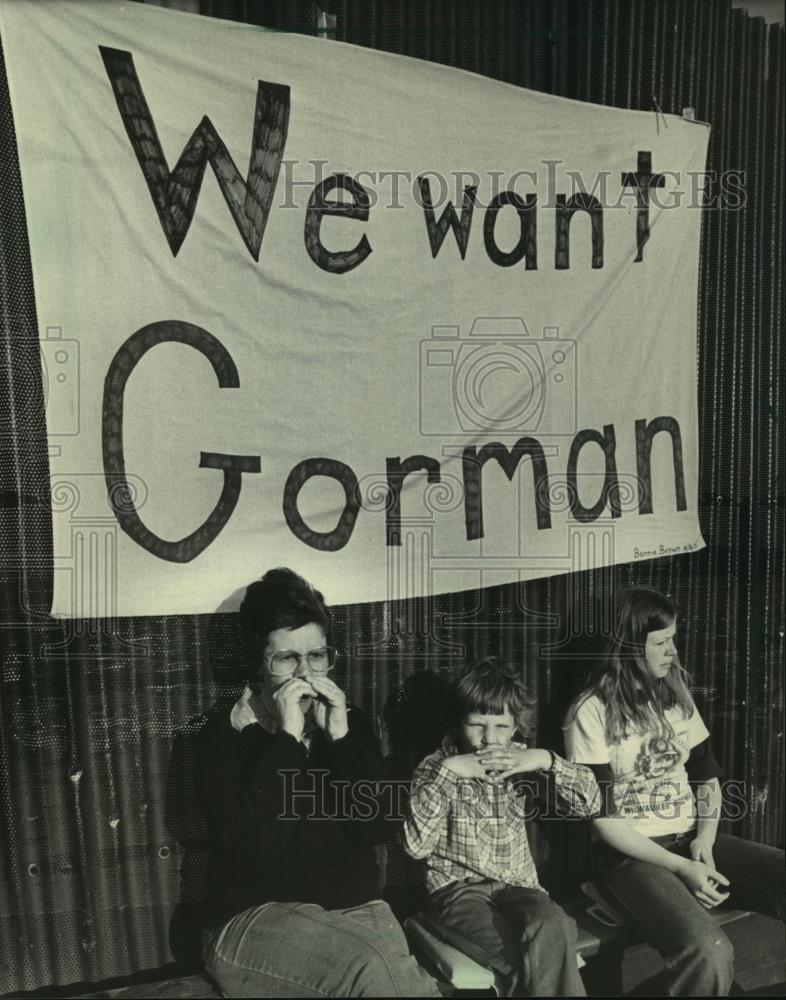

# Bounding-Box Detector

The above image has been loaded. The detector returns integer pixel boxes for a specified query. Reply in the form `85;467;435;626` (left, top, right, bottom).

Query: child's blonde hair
448;658;536;736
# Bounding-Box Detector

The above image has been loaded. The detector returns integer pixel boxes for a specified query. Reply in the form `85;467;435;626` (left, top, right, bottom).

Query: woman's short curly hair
239;568;331;688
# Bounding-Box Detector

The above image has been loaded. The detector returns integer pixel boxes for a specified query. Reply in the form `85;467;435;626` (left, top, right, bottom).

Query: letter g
102;320;261;561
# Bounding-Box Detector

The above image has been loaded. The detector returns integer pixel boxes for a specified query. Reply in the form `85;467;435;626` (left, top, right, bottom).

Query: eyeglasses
264;646;337;678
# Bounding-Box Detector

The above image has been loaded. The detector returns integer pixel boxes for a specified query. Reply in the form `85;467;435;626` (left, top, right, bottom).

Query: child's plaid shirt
403;736;601;894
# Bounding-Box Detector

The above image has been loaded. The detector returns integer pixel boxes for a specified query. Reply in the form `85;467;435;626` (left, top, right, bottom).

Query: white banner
0;0;709;617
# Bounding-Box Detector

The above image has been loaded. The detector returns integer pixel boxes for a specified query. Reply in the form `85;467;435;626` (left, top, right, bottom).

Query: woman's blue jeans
203;898;441;997
596;831;785;996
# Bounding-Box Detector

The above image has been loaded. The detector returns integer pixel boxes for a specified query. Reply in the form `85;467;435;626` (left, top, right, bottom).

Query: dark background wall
0;0;782;994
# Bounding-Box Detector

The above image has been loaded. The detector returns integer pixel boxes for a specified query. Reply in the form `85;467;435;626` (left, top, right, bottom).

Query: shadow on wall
537;621;610;898
382;668;451;778
380;668;451;919
164;614;247;970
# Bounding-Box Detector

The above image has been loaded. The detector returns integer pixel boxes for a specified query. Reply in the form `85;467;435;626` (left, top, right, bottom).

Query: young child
403;659;600;997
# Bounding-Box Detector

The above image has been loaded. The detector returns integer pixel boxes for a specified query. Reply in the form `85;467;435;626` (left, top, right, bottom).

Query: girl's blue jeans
595;831;785;996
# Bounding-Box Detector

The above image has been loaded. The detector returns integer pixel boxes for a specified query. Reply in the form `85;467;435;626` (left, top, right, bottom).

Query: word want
101;47;668;271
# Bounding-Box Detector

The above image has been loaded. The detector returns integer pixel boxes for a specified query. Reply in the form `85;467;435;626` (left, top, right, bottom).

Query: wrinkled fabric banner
0;0;708;617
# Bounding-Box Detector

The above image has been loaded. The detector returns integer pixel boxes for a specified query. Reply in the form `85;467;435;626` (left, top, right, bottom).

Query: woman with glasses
196;567;439;998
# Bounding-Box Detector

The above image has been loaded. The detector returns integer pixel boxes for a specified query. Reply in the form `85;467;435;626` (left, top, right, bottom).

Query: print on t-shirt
613;727;692;828
635;734;682;780
564;696;710;838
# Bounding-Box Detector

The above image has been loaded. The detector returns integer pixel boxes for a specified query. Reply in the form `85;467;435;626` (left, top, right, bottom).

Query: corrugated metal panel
329;0;785;843
0;0;782;993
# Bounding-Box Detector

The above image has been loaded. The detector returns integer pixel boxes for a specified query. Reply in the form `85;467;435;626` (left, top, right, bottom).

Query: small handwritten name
634;541;699;560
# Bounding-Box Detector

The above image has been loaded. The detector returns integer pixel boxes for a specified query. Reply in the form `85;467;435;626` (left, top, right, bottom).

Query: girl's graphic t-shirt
565;696;710;837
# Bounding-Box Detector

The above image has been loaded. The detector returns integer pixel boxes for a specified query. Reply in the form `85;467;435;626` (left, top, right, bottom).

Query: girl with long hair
564;586;784;996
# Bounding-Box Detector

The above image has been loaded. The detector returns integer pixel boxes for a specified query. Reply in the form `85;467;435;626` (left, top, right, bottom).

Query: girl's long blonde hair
568;587;695;744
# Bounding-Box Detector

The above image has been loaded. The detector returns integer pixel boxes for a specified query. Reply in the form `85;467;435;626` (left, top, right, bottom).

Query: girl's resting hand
689;836;715;870
675;857;730;908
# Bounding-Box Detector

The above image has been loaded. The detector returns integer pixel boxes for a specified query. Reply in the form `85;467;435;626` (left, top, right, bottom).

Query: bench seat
71;905;758;998
404;904;753;993
73;973;220;999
